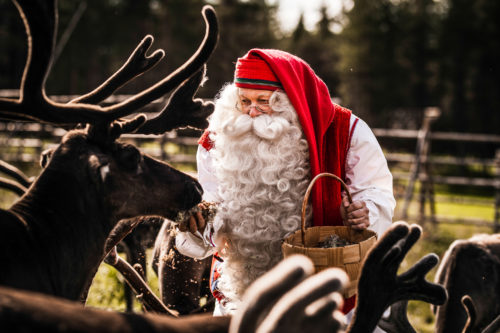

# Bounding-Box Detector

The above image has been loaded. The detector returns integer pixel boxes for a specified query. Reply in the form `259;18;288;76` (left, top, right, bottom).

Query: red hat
234;54;283;90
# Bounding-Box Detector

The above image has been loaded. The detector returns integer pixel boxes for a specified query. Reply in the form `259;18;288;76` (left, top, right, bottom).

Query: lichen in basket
317;234;354;248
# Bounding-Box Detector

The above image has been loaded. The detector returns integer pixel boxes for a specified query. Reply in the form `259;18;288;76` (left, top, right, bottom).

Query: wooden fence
373;108;500;231
0;102;499;231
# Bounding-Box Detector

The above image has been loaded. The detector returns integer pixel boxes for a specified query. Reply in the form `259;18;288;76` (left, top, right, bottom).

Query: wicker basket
281;172;377;298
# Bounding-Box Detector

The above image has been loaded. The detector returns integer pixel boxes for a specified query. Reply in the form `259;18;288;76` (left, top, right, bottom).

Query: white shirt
176;115;396;259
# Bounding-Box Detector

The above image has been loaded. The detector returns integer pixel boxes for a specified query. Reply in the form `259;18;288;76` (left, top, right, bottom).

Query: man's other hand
340;196;369;230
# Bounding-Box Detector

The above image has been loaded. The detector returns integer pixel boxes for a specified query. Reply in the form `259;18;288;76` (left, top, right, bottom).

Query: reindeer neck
9;167;117;300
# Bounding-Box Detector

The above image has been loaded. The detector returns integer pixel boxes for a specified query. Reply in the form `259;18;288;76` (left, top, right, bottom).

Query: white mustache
221;114;289;140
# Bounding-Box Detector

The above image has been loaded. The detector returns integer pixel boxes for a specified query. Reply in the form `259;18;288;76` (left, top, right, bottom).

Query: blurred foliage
0;0;499;135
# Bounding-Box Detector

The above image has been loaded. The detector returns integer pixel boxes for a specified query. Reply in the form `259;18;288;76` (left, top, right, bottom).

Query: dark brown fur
0;286;229;333
434;234;500;333
152;220;213;314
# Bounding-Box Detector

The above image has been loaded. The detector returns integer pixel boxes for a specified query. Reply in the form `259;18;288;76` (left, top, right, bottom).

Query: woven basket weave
281;172;377;298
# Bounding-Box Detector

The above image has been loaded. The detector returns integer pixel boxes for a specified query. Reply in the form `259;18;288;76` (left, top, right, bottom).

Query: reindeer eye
119;145;142;171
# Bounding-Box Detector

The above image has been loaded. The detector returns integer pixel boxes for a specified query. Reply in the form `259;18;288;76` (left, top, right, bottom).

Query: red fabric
198;129;214;151
245;49;351;227
342;295;356;314
209;253;225;303
321;106;352;225
234;57;282;90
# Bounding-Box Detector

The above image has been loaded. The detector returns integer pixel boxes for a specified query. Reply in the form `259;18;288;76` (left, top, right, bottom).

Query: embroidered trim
235;77;283;88
346;117;359;157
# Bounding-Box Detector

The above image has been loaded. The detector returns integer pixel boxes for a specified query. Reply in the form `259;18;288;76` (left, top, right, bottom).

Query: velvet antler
230;255;348;333
348;221;447;332
103;217;178;316
134;65;214;134
0;0;218;127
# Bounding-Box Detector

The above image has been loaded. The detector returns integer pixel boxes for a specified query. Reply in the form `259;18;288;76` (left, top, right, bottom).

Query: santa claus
175;49;395;319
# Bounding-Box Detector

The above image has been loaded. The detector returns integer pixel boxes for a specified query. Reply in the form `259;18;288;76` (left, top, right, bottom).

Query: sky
269;0;348;33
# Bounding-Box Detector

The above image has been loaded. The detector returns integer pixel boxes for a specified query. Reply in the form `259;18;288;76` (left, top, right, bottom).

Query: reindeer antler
0;177;28;196
0;0;218;127
348;221;447;333
460;295;500;333
71;35;165;105
230;255;348;333
103;217;178;316
0;159;33;188
134;65;213;134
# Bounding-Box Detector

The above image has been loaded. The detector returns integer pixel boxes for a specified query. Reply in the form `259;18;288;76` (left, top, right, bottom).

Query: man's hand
178;202;207;235
340;195;370;230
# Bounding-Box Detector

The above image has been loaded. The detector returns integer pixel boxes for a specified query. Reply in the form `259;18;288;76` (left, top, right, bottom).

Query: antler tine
16;0;56;104
0;1;218;127
70;35;165;105
0;177;28;196
482;313;500;333
132;65;214;135
461;295;476;333
0;159;33;188
104;246;177;316
0;0;55;122
230;255;315;333
99;5;218;122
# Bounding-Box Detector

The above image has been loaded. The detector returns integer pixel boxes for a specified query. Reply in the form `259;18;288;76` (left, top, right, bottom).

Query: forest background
1;0;498;138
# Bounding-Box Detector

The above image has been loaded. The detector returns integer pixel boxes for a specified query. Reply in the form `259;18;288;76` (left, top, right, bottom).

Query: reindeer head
1;0;219;221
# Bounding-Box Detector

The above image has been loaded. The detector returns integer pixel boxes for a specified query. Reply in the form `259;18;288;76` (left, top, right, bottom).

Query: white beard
207;84;311;310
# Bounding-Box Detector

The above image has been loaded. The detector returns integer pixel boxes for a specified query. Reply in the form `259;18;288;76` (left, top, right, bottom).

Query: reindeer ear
88;154;110;183
40;148;55;168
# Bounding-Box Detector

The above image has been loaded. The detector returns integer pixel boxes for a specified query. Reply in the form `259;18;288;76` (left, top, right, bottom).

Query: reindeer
433;233;500;333
0;159;165;312
0;0;218;305
152;219;214;314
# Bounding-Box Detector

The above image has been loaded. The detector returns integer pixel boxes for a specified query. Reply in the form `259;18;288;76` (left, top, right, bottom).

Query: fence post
401;107;441;223
494;149;500;233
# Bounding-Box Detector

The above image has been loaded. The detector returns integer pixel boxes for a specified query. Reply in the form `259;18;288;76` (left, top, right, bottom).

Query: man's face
237;88;274;117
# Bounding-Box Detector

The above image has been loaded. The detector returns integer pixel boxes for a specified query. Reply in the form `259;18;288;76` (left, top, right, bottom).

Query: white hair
208;83;311;310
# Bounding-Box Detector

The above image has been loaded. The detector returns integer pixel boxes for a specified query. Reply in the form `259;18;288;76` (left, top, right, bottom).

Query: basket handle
300;172;353;246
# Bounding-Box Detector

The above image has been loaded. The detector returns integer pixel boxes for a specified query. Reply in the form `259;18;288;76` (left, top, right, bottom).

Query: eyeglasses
235;101;272;114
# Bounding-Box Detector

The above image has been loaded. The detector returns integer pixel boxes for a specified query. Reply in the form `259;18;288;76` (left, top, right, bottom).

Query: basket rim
282;225;377;249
